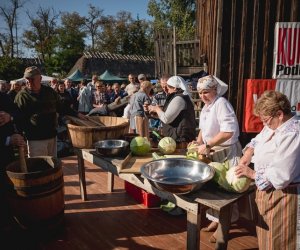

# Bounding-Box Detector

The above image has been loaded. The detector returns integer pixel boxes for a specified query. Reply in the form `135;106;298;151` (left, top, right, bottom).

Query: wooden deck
2;155;259;250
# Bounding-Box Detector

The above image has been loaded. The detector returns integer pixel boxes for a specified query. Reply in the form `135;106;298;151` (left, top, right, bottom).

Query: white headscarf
196;75;228;96
167;75;191;96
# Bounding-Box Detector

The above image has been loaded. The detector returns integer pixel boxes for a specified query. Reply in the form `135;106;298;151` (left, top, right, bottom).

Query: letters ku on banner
273;22;300;79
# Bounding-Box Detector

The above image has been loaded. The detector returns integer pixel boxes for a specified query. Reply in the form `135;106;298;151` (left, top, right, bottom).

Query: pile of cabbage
209;160;251;193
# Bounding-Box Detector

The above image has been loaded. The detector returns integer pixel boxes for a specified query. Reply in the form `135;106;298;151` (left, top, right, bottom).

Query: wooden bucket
67;116;129;149
5;156;64;230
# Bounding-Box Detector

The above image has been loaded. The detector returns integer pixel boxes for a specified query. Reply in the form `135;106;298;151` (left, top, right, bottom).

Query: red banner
273;22;300;79
243;79;276;133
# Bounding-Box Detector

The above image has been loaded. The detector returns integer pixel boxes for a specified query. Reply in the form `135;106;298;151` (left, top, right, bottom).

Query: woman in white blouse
236;90;300;250
195;75;242;242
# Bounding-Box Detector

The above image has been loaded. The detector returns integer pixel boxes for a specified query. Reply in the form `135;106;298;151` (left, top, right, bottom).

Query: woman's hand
148;105;161;114
197;144;210;155
235;164;255;179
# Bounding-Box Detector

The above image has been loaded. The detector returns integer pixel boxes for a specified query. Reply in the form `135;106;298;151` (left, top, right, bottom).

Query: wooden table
75;148;255;250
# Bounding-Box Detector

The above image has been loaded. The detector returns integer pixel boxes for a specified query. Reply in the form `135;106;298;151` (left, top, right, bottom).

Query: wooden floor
2;155;259;250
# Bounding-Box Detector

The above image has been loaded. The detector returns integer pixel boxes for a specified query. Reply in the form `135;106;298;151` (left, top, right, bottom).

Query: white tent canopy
14;75;54;84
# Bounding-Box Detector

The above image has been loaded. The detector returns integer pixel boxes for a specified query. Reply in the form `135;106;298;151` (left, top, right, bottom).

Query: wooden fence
154;29;207;77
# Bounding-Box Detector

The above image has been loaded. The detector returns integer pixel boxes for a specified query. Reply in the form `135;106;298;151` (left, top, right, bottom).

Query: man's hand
0;111;11;126
114;96;121;104
10;134;26;147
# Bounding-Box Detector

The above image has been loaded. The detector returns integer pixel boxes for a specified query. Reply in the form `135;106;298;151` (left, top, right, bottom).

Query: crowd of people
1;66;300;249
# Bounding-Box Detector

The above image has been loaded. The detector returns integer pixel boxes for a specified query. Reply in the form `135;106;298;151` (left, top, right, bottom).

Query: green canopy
67;69;84;82
100;70;126;82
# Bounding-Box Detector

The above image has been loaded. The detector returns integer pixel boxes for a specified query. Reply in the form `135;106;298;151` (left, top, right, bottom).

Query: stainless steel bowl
94;140;129;157
141;158;215;194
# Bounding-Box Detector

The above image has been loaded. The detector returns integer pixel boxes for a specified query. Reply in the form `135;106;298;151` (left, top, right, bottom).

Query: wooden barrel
67;116;129;148
5;156;64;230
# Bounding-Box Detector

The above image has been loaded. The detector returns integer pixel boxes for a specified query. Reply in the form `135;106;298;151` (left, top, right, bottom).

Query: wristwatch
205;143;211;149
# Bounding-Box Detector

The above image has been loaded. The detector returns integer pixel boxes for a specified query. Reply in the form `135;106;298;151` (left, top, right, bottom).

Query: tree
49;12;86;75
95;15;119;53
95;11;154;56
83;4;104;51
0;56;25;80
147;0;196;40
0;0;24;58
123;17;153;56
23;7;59;61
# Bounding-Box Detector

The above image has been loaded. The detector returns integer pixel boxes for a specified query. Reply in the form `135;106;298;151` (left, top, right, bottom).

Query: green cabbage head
226;167;251;193
130;136;151;156
209;161;234;192
158;137;176;154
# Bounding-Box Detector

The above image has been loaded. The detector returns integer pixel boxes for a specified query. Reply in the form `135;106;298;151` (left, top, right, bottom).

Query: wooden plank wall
196;0;300;141
154;30;174;77
154;32;205;77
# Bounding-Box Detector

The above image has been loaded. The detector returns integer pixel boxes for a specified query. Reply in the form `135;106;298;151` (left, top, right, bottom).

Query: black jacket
161;92;196;143
0;92;21;170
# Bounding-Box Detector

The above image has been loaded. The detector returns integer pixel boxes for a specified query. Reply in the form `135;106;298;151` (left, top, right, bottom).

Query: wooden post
77;152;87;201
173;26;177;75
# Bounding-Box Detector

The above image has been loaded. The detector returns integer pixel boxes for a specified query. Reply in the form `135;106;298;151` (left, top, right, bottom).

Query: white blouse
246;116;300;189
199;96;240;145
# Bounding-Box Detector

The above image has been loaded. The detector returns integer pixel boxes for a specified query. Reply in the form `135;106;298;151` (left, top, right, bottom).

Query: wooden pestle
18;146;28;172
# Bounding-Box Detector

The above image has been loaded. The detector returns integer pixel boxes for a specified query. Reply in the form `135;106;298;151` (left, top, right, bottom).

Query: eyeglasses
260;116;273;125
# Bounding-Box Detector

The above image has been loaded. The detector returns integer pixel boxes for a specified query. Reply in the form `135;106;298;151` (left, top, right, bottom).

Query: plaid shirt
93;91;109;105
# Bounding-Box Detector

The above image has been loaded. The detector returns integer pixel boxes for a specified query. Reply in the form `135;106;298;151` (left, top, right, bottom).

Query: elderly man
14;66;86;157
87;74;98;93
137;73;146;86
64;78;78;110
122;74;139;120
125;74;138;96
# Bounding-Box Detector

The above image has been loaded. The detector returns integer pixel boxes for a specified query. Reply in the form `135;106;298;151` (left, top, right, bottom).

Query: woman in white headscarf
147;75;196;146
195;75;242;242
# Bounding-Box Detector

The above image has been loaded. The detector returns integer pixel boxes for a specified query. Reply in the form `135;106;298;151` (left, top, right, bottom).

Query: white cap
167;76;191;96
197;75;228;96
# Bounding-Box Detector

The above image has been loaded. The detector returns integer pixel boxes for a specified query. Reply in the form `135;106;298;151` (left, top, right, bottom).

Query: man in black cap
14;66;86;157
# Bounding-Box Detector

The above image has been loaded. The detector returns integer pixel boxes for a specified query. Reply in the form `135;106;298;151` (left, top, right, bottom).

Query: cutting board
112;153;153;174
112;148;187;174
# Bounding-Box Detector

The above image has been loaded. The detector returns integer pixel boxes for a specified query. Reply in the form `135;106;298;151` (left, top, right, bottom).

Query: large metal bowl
141;158;215;194
94;139;129;157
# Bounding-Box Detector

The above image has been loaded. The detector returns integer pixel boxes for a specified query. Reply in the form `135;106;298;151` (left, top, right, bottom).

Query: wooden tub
67;116;129;149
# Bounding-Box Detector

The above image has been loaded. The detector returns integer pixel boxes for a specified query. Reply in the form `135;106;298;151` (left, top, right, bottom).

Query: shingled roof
68;51;155;79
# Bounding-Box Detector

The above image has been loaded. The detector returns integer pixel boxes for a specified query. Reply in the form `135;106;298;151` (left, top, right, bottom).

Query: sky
1;0;152;57
21;0;152;20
